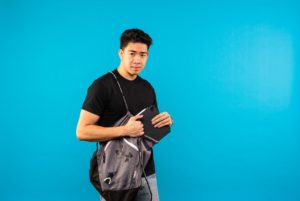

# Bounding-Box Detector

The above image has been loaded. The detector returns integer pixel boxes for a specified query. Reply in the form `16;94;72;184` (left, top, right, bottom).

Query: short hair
120;28;152;50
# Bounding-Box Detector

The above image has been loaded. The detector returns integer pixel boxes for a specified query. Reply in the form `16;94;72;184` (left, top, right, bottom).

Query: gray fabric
96;111;152;191
95;71;153;194
101;174;160;201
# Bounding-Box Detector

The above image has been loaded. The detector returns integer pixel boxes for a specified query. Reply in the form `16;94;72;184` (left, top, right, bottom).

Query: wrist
119;125;128;137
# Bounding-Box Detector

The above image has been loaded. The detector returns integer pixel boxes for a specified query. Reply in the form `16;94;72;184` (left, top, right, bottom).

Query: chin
130;68;143;75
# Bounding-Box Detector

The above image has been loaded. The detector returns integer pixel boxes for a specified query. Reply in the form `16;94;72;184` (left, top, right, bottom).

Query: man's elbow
76;126;86;141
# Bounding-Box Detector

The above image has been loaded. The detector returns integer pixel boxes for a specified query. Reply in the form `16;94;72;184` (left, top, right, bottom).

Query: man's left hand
151;112;173;128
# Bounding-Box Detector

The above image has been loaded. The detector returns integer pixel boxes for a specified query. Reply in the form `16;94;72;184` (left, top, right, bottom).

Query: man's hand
124;115;144;137
151;112;173;128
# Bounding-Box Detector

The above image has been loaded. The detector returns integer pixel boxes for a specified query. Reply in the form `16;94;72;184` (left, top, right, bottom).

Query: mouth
131;66;141;71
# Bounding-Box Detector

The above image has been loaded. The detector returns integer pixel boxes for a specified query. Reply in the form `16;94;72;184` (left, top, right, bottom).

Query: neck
117;66;137;81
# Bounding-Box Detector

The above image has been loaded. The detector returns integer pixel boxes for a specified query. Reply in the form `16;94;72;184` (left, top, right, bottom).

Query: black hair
120;28;152;50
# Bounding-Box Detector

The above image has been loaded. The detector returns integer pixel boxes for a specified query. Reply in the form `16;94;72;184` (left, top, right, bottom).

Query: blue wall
1;0;299;201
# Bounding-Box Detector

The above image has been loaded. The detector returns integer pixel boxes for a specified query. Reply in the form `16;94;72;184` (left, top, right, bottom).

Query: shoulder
85;72;116;99
138;76;155;90
89;72;114;89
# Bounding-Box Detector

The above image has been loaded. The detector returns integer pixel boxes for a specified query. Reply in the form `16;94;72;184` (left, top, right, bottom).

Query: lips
131;67;141;70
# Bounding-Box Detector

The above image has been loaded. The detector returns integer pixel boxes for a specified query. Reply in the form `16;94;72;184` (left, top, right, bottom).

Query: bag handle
109;71;129;112
96;71;130;148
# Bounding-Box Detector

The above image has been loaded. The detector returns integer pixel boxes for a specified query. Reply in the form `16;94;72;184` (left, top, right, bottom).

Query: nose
133;55;142;64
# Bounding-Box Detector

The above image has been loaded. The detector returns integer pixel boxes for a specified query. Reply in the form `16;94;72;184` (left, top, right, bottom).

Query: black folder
138;105;171;143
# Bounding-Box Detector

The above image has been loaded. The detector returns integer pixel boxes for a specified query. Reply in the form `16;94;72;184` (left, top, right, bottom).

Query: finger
152;116;165;125
137;129;144;136
133;114;143;120
138;125;144;131
134;114;143;120
139;126;144;131
152;113;169;125
137;122;143;127
151;112;167;122
170;119;174;126
136;124;143;130
151;114;161;122
151;112;166;123
154;118;170;128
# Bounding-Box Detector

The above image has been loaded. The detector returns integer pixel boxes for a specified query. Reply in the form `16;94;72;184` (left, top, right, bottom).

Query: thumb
132;114;143;121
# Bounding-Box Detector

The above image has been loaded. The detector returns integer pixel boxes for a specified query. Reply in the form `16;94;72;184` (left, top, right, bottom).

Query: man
76;28;173;201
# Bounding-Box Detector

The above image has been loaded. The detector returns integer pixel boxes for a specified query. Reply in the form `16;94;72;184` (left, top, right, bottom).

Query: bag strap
96;71;129;148
109;71;129;112
103;72;152;198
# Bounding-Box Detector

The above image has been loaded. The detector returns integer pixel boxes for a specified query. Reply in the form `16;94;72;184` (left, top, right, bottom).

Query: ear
118;49;123;59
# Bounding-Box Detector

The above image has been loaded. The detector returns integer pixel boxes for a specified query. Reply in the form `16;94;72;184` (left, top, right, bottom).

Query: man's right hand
124;115;144;137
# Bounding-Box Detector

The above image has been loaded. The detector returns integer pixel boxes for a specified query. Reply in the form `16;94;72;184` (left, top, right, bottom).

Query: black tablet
138;105;171;143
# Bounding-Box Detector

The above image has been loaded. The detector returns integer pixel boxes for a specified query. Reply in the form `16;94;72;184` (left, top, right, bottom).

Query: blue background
1;0;300;201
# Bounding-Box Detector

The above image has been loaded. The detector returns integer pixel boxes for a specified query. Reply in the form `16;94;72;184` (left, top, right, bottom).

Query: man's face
119;42;149;76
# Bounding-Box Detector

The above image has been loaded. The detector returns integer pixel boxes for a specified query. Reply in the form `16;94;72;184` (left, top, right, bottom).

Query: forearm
76;124;127;142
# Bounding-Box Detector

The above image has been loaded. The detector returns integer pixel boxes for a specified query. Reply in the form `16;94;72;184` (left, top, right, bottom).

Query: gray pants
100;174;159;201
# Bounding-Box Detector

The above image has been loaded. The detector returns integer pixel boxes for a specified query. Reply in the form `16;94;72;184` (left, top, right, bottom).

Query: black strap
109;71;129;112
96;71;129;147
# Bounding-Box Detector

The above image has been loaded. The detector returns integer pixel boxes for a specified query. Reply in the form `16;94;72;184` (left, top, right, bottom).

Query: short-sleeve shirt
82;69;157;176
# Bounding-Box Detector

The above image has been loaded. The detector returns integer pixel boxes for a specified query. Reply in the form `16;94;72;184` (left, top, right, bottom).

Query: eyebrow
128;50;148;54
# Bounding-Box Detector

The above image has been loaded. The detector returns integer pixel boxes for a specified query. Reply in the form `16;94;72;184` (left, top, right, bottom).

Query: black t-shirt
82;69;157;176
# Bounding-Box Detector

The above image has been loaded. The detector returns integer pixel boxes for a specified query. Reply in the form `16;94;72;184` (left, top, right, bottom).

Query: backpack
89;72;153;201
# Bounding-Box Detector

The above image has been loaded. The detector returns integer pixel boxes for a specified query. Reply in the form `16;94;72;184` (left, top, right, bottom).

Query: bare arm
76;109;144;142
